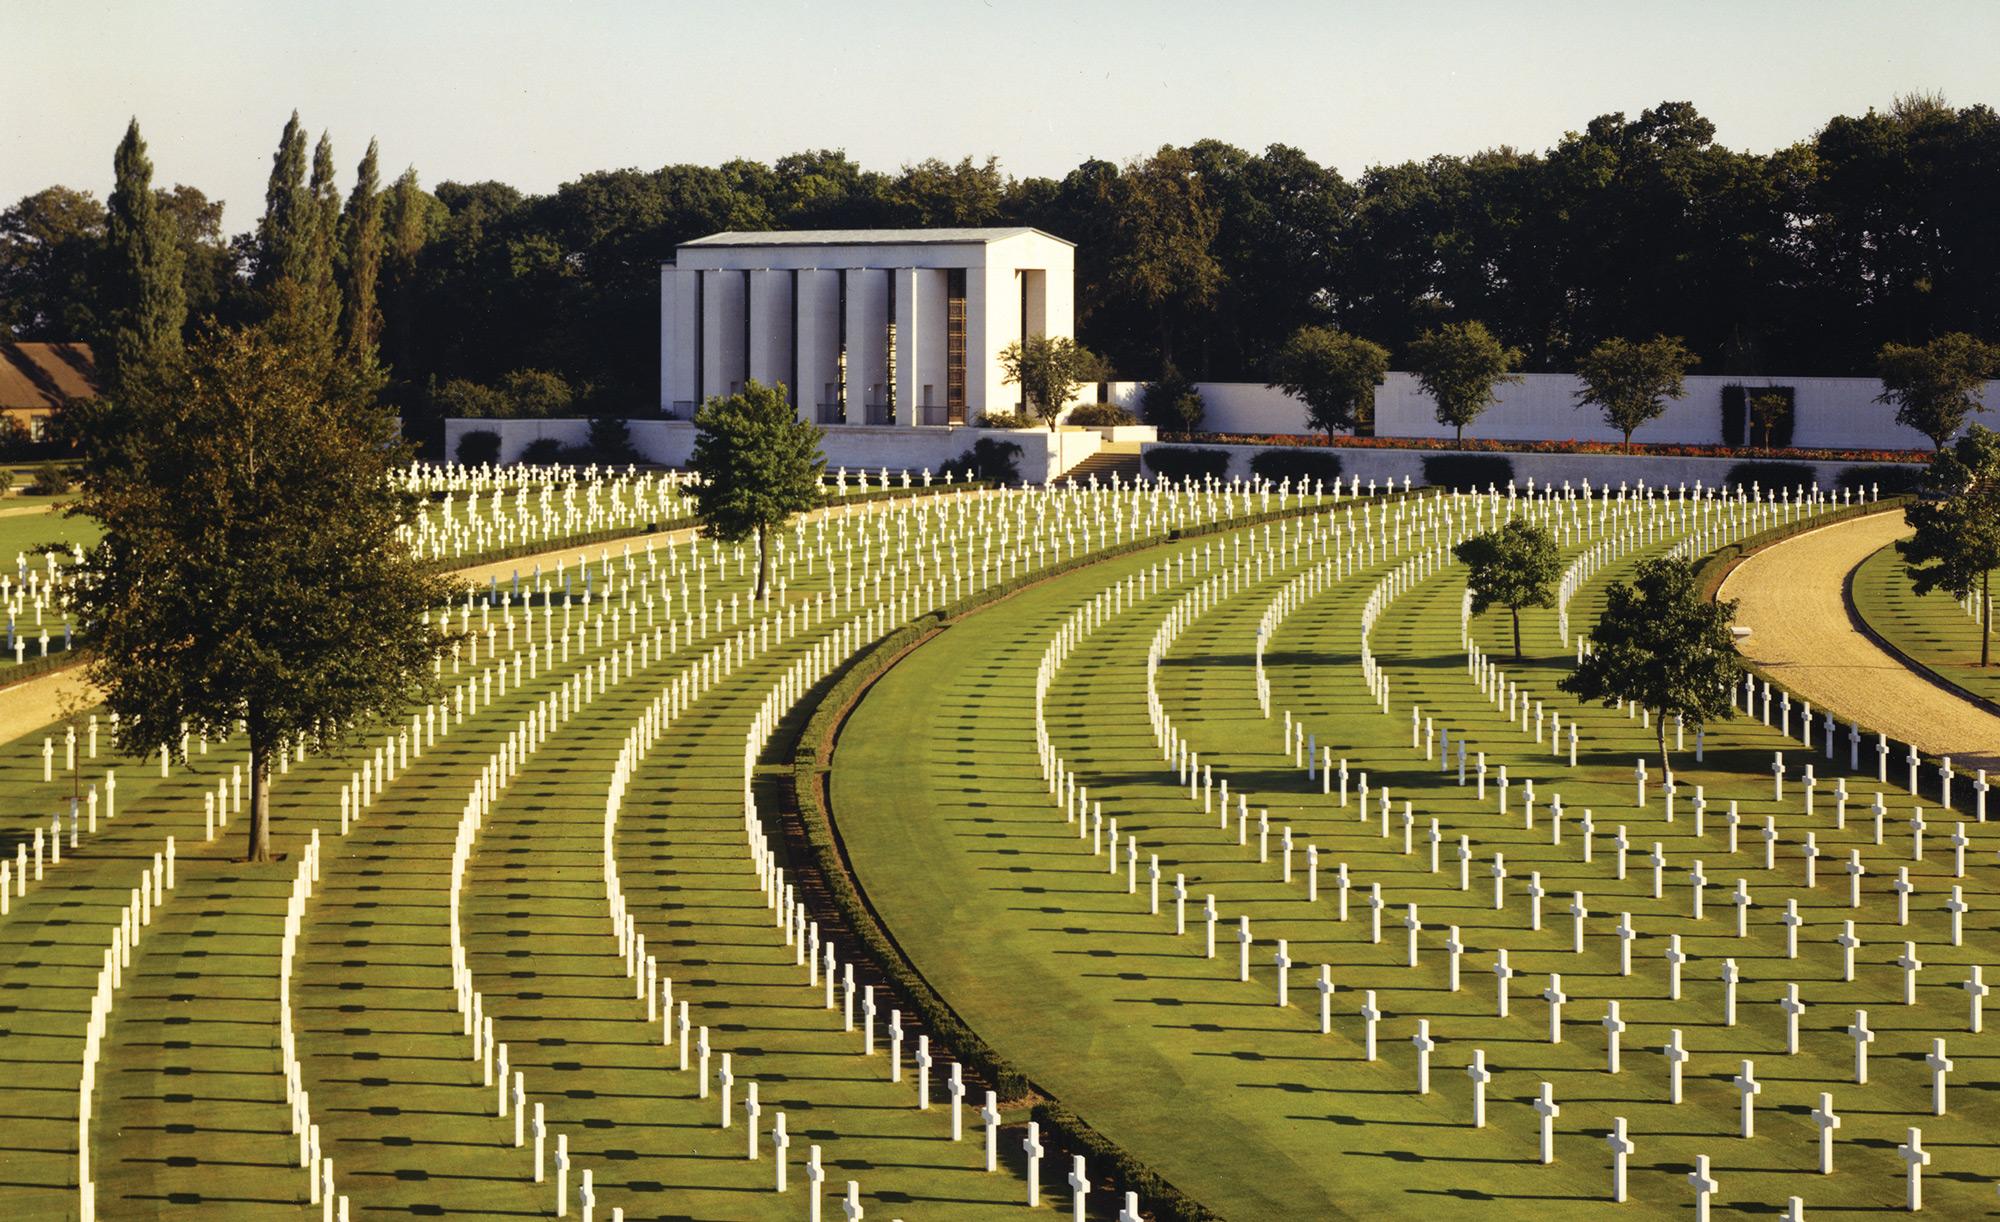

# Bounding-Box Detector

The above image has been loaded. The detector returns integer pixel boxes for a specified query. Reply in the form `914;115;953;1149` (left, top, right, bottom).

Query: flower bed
1165;432;1929;464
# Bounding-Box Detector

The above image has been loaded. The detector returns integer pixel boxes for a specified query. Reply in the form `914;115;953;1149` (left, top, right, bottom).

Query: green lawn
835;496;1997;1218
1;486;1287;1220
1850;538;2000;705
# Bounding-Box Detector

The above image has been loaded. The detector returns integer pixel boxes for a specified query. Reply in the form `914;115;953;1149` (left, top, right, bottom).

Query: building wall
663;233;1077;427
1101;374;2000;451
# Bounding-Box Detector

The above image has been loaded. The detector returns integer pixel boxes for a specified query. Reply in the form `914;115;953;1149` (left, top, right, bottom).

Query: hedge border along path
1722;507;2000;770
1849;528;2000;713
835;484;1999;1218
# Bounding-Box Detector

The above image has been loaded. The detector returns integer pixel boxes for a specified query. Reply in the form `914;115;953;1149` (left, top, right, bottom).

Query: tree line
6;95;2000;441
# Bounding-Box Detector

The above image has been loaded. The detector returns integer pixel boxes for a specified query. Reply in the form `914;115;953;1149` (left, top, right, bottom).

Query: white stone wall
1102;374;2000;451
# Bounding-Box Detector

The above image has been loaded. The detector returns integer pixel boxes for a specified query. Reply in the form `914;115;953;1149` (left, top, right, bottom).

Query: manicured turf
1850;539;2000;705
3;485;1267;1219
836;495;1998;1217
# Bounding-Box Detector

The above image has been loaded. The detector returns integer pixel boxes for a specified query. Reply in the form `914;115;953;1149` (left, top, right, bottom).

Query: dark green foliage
1573;334;1698;449
27;461;74;495
338;139;385;363
1248;447;1343;485
1723;461;1817;492
1142;447;1230;482
455;429;501;466
0;186;105;341
943;438;1022;484
1141;362;1205;434
1899;424;2000;664
1404;320;1521;444
1835;463;1924;496
102;119;186;394
587;414;638;463
1876;332;2000;448
67;322;456;862
519;437;565;465
975;411;1031;430
1269;326;1389;437
1421;453;1513;490
688;380;824;599
1063;403;1137;427
1559;555;1738;775
1454;519;1560;659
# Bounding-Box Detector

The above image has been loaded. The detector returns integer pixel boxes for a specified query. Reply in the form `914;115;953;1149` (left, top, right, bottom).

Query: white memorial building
659;228;1075;425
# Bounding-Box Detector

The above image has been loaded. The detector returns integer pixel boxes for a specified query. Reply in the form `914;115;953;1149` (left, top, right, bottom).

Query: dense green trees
7;96;2000;440
1899;424;2000;664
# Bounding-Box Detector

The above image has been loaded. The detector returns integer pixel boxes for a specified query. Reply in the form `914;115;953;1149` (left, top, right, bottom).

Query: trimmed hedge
1723;460;1817;491
1033;1099;1219;1222
456;429;502;466
1142;447;1230;481
1249;447;1343;485
1421;452;1513;490
1066;403;1138;427
1837;463;1925;496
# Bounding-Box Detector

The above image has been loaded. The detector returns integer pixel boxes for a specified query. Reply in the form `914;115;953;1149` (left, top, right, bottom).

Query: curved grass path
837;494;2000;1217
1850;535;2000;709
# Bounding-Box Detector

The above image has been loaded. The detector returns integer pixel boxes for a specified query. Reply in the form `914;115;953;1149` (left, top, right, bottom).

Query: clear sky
4;0;1995;230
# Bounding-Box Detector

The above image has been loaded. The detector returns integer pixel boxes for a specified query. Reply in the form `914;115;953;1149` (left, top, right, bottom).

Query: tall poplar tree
256;114;340;351
339;139;385;363
101;118;186;395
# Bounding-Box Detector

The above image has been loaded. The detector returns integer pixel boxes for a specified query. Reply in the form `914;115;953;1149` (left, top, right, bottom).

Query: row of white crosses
1308;487;1990;1210
433;483;1275;1219
1032;479;1989;1214
74;845;179;1222
399;464;699;564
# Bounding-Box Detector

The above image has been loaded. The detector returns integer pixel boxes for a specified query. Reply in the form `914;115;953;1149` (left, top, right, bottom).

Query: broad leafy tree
1140;360;1205;435
1876;332;2000;449
0;186;105;341
1406;320;1522;445
999;334;1098;426
68;322;457;862
1454;519;1560;659
1559;555;1738;777
1573;334;1697;450
689;380;825;601
1899;424;2000;665
1269;326;1389;438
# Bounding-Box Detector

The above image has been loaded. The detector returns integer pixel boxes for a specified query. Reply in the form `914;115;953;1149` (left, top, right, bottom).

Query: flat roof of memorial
679;227;1072;249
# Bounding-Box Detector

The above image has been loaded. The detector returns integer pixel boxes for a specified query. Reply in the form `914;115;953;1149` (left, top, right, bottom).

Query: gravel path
1719;507;2000;769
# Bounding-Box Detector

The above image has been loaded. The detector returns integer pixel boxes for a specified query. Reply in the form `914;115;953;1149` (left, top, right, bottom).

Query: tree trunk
1511;604;1523;661
1456;423;1465;446
245;732;273;864
754;522;770;602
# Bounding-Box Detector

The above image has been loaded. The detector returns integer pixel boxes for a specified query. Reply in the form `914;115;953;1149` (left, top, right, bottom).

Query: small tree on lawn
1558;555;1737;778
1406;320;1522;446
68;322;457;863
1876;332;2000;450
1899;423;2000;666
1573;335;1697;451
999;334;1098;427
1454;519;1560;660
1269;326;1389;439
689;380;824;601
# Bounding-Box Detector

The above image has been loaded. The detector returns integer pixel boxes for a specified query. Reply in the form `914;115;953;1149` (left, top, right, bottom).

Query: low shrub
456;429;502;466
976;411;1032;430
943;438;1023;485
519;437;566;465
1723;460;1818;493
1065;403;1137;427
1142;447;1230;482
26;461;74;496
1249;448;1343;486
1421;453;1513;491
1836;463;1925;497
